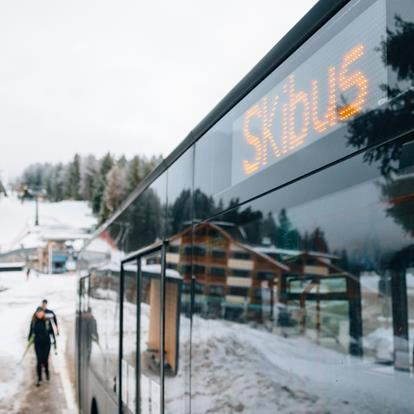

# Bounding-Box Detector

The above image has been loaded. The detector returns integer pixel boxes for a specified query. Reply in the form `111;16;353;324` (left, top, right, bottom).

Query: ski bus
76;0;414;412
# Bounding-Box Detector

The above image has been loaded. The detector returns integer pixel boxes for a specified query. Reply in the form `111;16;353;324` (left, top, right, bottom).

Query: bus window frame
119;240;169;414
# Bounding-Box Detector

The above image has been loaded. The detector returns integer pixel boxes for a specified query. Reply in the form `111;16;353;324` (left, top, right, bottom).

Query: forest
13;153;163;224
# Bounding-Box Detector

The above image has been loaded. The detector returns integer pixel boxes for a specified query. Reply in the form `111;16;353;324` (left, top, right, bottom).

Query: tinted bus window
89;266;120;396
194;0;414;218
164;150;193;413
115;174;167;254
191;137;414;412
166;149;193;237
121;263;138;413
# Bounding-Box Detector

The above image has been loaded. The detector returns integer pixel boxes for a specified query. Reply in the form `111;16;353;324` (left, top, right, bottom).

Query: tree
117;155;128;168
14;151;162;223
309;227;329;253
21;163;44;190
276;209;300;250
65;154;81;199
346;15;414;177
169;189;192;234
92;153;114;219
127;155;142;194
102;165;128;218
262;212;277;245
0;178;7;197
193;189;216;220
124;187;164;252
141;155;162;178
49;163;65;201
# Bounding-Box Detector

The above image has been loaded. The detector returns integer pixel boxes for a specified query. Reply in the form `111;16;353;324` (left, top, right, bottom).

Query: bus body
77;0;414;412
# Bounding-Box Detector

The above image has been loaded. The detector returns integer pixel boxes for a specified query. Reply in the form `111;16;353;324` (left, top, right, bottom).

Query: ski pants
34;340;51;380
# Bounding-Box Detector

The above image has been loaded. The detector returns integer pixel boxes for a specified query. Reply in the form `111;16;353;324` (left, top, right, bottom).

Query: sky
0;0;317;181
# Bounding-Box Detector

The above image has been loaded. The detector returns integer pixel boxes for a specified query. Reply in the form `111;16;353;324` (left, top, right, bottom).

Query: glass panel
166;148;193;237
122;261;138;413
77;277;91;413
139;251;162;414
87;266;120;395
164;240;192;414
191;137;414;413
194;0;414;218
112;174;167;254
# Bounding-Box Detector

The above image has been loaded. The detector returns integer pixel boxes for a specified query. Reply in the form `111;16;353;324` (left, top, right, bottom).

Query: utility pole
35;195;39;226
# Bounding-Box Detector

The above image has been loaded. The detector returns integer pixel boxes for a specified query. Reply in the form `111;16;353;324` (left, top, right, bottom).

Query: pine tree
127;155;142;194
50;163;65;201
0;178;7;197
65;154;81;199
141;155;162;178
169;189;192;234
92;153;114;218
102;165;128;219
80;155;98;201
117;155;128;168
262;212;277;244
309;227;329;253
276;209;300;250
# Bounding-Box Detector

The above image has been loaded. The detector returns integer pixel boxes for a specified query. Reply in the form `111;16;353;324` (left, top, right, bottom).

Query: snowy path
0;271;78;413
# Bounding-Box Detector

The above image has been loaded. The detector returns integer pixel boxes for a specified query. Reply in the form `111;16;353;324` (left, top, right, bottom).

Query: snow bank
187;316;413;413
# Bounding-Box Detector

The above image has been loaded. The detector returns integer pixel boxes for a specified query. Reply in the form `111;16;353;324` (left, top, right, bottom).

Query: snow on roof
252;245;339;260
96;261;182;280
41;232;91;242
142;263;182;279
0;262;25;269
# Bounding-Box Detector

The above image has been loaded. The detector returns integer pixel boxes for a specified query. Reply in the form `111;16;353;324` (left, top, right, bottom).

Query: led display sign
231;0;387;185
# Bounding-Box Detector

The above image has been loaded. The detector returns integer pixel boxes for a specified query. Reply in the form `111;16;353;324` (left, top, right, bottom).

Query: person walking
28;306;55;386
41;299;59;336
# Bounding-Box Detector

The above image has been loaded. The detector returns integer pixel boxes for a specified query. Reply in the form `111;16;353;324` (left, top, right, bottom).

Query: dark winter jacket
28;318;55;344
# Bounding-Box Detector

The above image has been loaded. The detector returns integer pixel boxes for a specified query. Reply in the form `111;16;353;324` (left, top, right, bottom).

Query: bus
76;0;414;413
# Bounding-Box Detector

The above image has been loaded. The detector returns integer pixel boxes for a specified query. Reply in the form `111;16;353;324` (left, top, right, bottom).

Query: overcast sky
0;0;317;181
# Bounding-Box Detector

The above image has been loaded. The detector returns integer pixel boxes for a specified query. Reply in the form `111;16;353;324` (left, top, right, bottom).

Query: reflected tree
346;15;414;177
381;176;414;237
169;189;192;234
193;189;216;220
123;188;164;252
276;209;300;250
301;227;329;253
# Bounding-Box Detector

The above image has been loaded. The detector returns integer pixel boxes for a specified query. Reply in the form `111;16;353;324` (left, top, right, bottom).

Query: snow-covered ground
0;193;96;252
88;277;414;413
187;316;414;414
0;271;78;413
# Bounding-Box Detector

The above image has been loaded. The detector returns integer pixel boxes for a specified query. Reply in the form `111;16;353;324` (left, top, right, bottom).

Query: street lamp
35;194;39;226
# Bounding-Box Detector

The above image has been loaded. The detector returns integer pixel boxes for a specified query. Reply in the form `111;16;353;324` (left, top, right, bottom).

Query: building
0;225;91;273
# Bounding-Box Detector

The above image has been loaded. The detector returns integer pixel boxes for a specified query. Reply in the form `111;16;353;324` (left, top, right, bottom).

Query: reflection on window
121;265;137;412
190;138;414;412
88;269;119;394
165;243;191;414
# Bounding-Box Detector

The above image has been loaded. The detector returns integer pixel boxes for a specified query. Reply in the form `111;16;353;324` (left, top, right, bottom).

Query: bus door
120;241;167;414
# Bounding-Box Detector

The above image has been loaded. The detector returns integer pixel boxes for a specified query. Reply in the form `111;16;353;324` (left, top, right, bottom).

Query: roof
0;262;25;269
